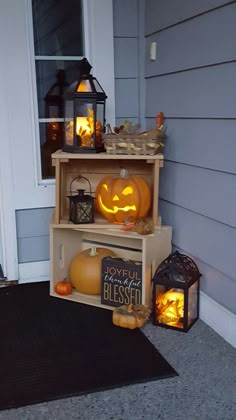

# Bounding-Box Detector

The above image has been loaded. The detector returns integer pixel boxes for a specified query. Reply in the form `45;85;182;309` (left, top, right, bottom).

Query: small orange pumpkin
55;279;72;296
95;169;151;223
70;247;115;295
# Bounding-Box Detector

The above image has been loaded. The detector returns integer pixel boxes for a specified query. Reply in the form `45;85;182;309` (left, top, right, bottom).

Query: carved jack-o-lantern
95;169;152;223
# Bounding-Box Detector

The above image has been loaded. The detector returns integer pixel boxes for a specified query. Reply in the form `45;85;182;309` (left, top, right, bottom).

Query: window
5;0;114;210
31;0;85;179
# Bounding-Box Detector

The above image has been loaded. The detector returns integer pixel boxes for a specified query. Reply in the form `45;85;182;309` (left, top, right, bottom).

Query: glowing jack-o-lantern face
95;169;152;223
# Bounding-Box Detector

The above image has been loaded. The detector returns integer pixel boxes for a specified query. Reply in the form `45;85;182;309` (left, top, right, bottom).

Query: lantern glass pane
64;100;74;147
96;102;105;148
188;281;198;326
74;101;95;149
96;103;105;128
77;80;92;93
93;79;104;93
155;285;184;329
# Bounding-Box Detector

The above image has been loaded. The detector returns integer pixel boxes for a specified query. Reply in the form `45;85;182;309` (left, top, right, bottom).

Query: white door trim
0;66;19;281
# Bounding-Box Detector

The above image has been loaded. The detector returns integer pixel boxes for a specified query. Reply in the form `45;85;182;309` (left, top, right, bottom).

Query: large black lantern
63;58;107;153
152;251;201;332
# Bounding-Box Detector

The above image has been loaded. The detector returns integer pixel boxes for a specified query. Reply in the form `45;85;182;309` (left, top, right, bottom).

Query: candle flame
65;107;103;148
76;117;93;137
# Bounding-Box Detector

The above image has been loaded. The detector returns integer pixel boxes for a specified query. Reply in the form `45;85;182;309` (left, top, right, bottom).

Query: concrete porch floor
0;320;235;420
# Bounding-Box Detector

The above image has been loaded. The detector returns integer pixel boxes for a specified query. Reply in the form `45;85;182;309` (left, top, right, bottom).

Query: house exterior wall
145;0;236;314
16;0;236;320
16;208;54;264
113;0;144;127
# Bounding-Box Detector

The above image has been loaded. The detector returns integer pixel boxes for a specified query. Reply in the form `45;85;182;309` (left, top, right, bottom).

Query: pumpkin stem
89;247;97;256
120;168;129;178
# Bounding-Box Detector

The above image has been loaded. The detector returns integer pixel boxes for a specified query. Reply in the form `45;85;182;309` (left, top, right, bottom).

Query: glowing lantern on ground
95;169;152;224
152;251;201;332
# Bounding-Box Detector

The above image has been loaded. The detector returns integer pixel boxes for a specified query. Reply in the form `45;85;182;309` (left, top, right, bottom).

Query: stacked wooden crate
50;150;172;310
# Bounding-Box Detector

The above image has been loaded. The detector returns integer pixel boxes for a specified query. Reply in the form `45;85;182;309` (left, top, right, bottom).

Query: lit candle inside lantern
156;288;184;328
76;108;94;147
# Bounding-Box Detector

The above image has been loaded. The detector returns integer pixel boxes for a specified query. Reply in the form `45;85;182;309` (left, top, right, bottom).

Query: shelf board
52;149;164;161
50;290;114;310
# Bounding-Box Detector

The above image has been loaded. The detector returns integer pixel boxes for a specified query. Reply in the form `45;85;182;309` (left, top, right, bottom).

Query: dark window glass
32;0;84;56
35;60;81;118
31;0;84;179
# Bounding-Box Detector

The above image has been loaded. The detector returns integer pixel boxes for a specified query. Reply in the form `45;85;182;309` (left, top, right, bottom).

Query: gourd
70;247;115;295
112;304;151;329
95;169;151;224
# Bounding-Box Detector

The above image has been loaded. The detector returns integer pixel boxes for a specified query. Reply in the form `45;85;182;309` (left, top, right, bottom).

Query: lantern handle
69;175;92;196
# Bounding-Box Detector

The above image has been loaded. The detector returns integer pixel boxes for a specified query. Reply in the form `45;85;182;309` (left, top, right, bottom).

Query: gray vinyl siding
16;208;54;263
145;0;236;314
113;0;144;127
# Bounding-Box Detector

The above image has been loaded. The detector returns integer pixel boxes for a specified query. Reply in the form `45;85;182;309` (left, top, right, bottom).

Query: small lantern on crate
63;57;107;153
68;176;94;224
152;251;201;332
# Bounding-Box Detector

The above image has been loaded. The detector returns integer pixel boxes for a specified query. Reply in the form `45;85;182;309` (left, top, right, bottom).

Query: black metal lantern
68;176;95;224
63;57;107;153
152;251;201;332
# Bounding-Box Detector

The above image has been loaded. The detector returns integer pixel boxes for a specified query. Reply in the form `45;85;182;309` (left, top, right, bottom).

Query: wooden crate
50;224;172;310
51;150;164;227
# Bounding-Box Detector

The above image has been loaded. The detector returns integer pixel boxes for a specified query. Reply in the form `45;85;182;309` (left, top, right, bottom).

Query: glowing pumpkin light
95;169;152;224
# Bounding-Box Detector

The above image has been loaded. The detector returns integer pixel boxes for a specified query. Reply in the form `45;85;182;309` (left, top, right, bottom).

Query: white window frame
13;0;115;210
28;0;97;185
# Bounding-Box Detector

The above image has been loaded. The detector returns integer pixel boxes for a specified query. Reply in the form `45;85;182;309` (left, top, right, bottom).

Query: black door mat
0;281;177;410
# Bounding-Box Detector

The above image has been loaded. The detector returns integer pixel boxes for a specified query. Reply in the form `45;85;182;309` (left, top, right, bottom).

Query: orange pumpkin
95;169;151;223
70;247;115;295
55;279;72;296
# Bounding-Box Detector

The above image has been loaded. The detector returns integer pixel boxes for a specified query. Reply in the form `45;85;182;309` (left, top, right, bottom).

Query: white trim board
18;261;236;349
199;291;236;349
19;261;50;284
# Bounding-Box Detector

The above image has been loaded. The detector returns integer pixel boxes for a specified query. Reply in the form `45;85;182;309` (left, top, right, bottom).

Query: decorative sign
101;256;142;307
